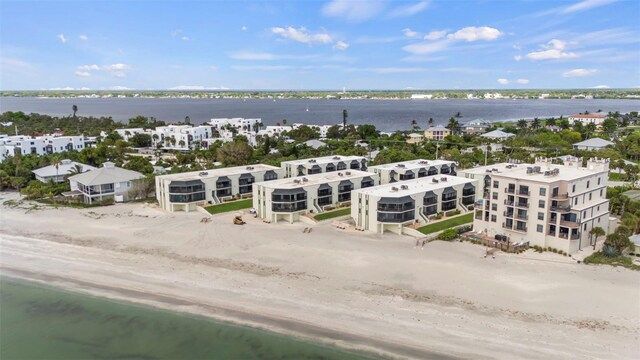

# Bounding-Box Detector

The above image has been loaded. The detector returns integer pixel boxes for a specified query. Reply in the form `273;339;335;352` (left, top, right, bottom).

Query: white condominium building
155;164;283;212
253;170;378;223
567;113;606;125
153;125;213;150
473;157;610;254
281;155;368;178
351;175;477;234
209;118;261;132
0;135;87;160
369;159;457;185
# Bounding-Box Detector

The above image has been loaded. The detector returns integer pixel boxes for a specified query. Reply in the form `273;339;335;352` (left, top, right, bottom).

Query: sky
1;0;639;90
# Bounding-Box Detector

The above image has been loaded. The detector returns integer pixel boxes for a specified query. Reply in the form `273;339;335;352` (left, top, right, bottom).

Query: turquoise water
0;277;378;360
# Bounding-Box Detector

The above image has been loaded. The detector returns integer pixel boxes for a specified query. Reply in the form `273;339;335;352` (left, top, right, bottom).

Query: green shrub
437;228;459;241
445;210;461;217
457;225;473;234
98;197;115;206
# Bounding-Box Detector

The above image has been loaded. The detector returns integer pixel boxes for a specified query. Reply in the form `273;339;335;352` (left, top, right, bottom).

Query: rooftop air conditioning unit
441;177;447;181
419;160;428;164
345;171;351;175
544;170;551;176
246;166;253;170
302;177;308;182
332;156;341;160
199;172;208;176
397;164;405;168
506;165;512;169
400;185;409;190
293;179;301;184
391;187;399;191
338;172;343;176
432;179;439;183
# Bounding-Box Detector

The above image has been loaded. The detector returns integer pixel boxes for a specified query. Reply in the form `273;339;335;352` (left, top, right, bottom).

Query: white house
480;130;515;140
67;162;145;204
32;159;96;183
253;170;378;223
573;138;614;151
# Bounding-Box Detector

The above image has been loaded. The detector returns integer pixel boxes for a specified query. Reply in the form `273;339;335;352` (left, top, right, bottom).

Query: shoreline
0;268;449;360
1;195;638;360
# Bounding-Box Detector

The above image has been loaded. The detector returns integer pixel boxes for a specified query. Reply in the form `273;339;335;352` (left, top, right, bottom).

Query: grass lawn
314;207;351;221
608;172;628;181
417;213;474;235
205;199;252;214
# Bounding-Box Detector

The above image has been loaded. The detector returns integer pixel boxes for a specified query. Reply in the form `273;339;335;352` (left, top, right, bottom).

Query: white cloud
333;41;349;50
498;78;529;85
241;26;247;31
271;26;332;44
322;0;385;22
104;86;132;90
563;68;597;77
48;87;90;91
57;34;67;43
74;71;91;77
447;26;503;42
79;35;88;41
497;78;510;85
514;55;523;61
525;39;577;60
229;51;276;60
389;1;430;17
424;30;447;40
77;64;100;71
181;36;190;41
560;0;617;14
169;85;229;90
76;63;130;77
590;85;610;89
402;40;449;54
402;28;420;38
516;79;530;84
209;65;218;71
368;67;427;74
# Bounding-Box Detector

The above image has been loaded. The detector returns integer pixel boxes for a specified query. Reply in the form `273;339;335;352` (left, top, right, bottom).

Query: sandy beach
1;192;638;359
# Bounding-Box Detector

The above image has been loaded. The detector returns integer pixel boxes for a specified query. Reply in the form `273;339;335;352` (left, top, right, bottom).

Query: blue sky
1;0;639;90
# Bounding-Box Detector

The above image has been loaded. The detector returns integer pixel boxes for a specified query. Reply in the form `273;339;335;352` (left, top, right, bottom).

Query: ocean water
0;277;376;360
1;97;639;131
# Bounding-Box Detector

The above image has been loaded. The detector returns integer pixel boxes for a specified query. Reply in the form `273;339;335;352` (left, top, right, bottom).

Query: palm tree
51;156;62;181
447;118;459;135
428;118;434;127
517;119;528;129
411;119;419;131
65;164;84;180
585;122;596;138
531;118;541;130
589;226;605;250
72;104;78;118
282;119;287;125
546;117;557;127
455;112;462;118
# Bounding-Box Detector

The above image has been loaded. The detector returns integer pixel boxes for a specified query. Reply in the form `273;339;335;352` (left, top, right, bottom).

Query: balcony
503;211;514;217
502;222;513;230
550;205;572;213
504;200;514;206
504;187;515;194
514;202;529;209
551;193;569;200
513;226;528;233
516;190;530;196
515;214;528;220
475;211;484;220
558;232;580;240
559;220;579;228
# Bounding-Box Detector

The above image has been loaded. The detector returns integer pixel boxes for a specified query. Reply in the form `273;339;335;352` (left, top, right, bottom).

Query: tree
124;156;154;174
585;122;596;138
589;226;605;250
51;155;62;180
129;133;152;148
603;233;633;256
531;118;541;130
517;119;528;129
282;119;288;125
411;119;419;131
216;141;253;166
428;118;434;127
72;105;78;118
447;118;459;135
601;118;618;135
357;124;379;140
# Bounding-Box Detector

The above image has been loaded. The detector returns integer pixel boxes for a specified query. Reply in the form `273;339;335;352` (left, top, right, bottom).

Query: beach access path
0;192;638;359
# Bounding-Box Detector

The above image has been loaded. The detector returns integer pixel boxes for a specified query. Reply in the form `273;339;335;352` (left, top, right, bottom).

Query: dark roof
442;186;456;194
318;183;332;191
361;176;374;183
463;183;475;189
273;188;307;195
338;180;353;187
216;176;230;182
379;195;415;204
239;173;254;179
310;164;321;170
170;179;204;186
423;190;436;198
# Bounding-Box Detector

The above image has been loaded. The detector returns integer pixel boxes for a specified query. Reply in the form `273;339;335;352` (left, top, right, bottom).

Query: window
538;212;544;220
539;188;546;196
586;180;590;189
491;215;497;222
537;225;543;233
264;171;278;181
572;184;576;193
538;200;545;208
600;189;603;197
589;193;592;201
584;224;587;230
597;206;600;211
597;177;601;185
491;204;497;211
493;181;499;189
492;192;498;200
574;198;578;205
583;211;586;218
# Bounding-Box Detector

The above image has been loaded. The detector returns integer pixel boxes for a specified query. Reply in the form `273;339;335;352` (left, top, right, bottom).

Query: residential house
573;138;614;151
67;162;145;204
32;159;96;183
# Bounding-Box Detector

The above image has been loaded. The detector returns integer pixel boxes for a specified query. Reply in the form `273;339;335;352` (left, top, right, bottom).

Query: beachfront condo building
472;157;610;254
280;155;368;178
368;159;457;185
253;170;378;223
351;175;477;234
155;164;283;212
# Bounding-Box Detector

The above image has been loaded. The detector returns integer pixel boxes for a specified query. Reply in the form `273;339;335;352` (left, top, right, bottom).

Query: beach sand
1;192;638;359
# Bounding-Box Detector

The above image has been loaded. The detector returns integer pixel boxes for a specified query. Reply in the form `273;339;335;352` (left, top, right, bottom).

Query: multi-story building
153;125;213;150
67;162;145;204
155;164;283;212
568;113;606;125
209;118;261;132
423;125;451;140
43;135;86;153
0;136;47;156
280;155;368;178
369;159;457;185
253;170;377;223
351;175;477;234
472;157;610;254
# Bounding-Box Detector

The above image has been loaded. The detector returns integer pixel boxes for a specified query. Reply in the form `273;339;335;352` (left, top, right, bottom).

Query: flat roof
257;170;375;189
490;163;606;183
157;164;280;181
369;159;455;171
457;163;516;175
281;155;366;166
353;175;475;197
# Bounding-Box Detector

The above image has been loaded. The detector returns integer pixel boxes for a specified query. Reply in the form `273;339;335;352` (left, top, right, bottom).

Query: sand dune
1;192;638;359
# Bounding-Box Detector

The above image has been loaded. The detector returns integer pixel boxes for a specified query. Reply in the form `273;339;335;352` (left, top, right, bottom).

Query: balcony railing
504;200;514;206
513;226;528;233
516;190;530;196
558;233;580;240
515;202;529;208
504;187;515;194
515;214;528;220
559;220;579;228
502;222;512;230
503;211;514;217
550;205;572;212
551;193;569;199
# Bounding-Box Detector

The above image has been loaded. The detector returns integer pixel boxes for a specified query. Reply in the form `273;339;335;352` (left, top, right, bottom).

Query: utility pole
435;141;440;160
484;145;489;166
342;109;348;128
